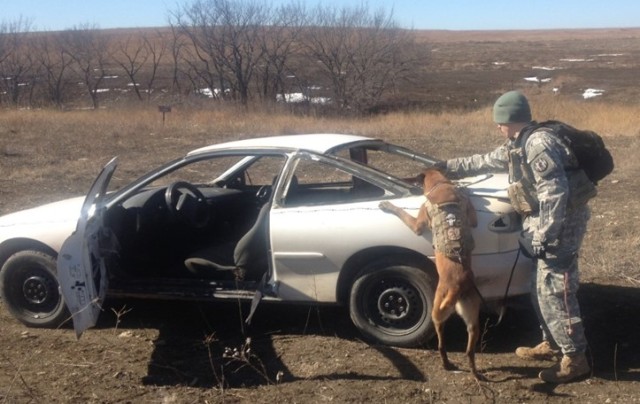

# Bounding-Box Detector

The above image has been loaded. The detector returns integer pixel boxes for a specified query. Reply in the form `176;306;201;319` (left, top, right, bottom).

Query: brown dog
379;168;484;380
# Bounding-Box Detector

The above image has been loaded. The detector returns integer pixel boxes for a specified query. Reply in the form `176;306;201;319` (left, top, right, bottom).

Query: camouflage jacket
445;128;579;244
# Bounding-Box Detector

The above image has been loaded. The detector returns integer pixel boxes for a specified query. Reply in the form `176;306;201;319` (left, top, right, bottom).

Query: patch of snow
560;58;594;62
198;88;215;98
524;77;552;83
197;88;228;98
532;66;560;71
276;93;331;104
582;88;604;99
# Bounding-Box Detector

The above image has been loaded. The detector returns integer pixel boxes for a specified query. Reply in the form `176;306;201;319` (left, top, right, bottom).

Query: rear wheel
0;250;69;328
349;262;436;347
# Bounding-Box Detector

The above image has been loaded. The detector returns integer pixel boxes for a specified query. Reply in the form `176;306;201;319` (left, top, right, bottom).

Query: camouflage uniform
444;127;589;355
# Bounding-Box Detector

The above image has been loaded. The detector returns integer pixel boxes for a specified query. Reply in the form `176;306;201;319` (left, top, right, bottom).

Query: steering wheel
255;185;272;205
164;181;211;228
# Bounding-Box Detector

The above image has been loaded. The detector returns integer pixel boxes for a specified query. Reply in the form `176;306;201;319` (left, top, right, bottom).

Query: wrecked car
0;134;532;347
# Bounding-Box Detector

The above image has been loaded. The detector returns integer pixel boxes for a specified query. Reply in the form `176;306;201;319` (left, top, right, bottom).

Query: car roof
187;134;376;156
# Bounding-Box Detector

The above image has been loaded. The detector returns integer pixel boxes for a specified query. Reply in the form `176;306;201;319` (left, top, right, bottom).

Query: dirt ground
0;286;637;404
1;231;639;404
2;31;640;403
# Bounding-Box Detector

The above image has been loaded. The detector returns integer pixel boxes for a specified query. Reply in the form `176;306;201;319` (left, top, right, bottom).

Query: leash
495;247;521;325
424;180;451;199
564;272;574;335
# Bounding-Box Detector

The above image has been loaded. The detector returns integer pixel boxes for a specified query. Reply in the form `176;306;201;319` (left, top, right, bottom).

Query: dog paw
379;201;395;212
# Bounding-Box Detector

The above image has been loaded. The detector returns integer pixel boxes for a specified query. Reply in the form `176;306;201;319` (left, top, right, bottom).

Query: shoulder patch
533;157;548;172
531;153;556;177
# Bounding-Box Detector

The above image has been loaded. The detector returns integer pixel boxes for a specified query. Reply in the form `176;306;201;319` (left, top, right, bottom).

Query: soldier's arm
526;132;569;245
445;143;510;178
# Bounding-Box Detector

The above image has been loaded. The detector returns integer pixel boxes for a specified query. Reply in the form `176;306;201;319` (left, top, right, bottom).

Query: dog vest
425;190;475;262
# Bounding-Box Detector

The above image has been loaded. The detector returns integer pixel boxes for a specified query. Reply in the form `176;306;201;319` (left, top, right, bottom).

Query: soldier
436;90;591;383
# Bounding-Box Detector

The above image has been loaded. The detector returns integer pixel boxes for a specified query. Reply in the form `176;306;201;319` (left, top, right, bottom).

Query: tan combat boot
515;341;561;361
539;352;590;383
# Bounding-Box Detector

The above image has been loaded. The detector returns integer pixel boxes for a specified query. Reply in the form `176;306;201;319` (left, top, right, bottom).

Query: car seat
184;200;271;281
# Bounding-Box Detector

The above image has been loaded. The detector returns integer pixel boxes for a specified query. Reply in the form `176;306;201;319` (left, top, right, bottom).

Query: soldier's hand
432;161;447;171
531;238;546;258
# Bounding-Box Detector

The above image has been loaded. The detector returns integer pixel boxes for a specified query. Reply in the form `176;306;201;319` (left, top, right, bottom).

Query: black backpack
520;120;614;185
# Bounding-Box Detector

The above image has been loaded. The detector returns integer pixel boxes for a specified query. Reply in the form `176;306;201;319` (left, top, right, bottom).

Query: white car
0;134;532;347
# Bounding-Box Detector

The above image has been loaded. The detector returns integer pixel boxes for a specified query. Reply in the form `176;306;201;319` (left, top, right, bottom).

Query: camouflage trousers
524;207;590;355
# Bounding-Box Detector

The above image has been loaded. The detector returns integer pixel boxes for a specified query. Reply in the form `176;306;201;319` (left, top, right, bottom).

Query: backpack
520;120;614;185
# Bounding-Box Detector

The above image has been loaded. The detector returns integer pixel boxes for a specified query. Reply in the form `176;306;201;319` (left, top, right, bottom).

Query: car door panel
269;197;432;302
57;157;117;338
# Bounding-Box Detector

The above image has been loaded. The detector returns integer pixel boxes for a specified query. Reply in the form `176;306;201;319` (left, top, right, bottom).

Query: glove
531;238;546;258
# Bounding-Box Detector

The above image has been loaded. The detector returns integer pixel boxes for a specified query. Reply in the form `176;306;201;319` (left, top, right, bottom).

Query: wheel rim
11;265;62;317
23;275;53;304
377;286;413;321
364;276;427;336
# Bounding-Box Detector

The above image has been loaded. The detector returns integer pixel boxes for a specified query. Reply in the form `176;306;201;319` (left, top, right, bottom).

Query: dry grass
0;97;636;217
414;28;640;44
1;96;638;164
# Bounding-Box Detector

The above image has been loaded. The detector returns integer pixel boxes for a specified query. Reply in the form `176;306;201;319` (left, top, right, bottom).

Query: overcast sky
3;0;639;32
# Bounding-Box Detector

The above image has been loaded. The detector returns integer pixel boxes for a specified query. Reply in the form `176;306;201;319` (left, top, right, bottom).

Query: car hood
0;196;84;227
461;173;509;199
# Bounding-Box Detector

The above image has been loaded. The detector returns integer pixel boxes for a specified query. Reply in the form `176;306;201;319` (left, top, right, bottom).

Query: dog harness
424;189;475;262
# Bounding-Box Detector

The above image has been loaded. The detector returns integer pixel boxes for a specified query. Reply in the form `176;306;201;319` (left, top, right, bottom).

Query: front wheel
0;250;69;328
349;263;436;347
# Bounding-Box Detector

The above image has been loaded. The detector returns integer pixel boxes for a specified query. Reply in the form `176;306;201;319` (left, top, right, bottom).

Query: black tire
0;250;69;328
349;262;436;348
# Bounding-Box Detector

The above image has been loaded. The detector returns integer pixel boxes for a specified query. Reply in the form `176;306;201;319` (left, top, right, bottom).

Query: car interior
103;155;285;286
100;146;420;291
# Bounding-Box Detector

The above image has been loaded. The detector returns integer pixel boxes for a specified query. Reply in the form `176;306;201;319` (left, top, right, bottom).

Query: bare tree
36;32;75;108
302;4;421;114
61;25;112;109
170;3;227;99
113;31;167;102
0;17;36;106
256;2;306;102
173;0;269;106
113;34;148;101
167;22;188;94
141;32;168;101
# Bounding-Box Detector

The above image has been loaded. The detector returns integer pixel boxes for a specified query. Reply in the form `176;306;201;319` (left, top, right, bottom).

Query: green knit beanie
493;91;532;124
